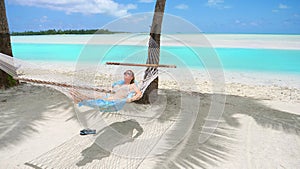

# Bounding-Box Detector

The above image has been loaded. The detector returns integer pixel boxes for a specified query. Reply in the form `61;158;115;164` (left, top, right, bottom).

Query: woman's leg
69;90;92;103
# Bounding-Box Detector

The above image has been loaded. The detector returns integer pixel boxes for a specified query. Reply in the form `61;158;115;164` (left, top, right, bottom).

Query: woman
70;70;142;106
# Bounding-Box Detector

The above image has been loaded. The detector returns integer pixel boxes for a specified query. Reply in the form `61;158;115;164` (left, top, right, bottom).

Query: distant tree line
11;29;125;36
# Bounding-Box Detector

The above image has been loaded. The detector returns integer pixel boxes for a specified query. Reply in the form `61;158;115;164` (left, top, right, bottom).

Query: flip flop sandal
80;129;96;135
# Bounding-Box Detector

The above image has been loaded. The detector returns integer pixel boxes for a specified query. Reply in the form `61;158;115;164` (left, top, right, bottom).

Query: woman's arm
127;84;142;102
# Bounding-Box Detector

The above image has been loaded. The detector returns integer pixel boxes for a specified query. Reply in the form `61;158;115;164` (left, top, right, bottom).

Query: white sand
1;34;300;168
11;33;300;49
0;85;82;168
1;62;300;168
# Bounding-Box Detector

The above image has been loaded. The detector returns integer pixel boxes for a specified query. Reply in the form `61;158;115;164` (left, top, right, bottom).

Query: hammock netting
0;36;160;112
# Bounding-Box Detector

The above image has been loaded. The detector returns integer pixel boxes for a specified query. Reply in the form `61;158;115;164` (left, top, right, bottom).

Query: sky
5;0;300;34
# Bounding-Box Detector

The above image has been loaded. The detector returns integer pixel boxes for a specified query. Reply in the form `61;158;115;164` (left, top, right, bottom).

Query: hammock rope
105;62;176;68
13;77;115;93
0;53;159;96
0;36;165;109
0;53;18;77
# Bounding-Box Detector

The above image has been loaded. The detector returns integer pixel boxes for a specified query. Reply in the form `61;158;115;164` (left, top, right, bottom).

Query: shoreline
17;60;300;88
14;61;300;104
11;33;300;50
2;34;300;168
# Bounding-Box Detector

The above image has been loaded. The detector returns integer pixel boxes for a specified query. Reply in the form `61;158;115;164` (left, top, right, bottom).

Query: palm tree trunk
0;0;18;89
137;0;166;104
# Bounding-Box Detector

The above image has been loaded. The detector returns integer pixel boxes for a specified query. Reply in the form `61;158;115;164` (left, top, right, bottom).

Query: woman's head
123;70;135;84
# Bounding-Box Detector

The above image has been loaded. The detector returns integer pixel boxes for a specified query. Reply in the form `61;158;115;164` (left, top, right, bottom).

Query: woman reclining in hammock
70;70;142;112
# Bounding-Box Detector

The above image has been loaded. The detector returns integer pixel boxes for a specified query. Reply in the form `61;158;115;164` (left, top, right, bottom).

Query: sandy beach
11;33;300;50
0;33;299;168
2;0;300;166
1;60;300;168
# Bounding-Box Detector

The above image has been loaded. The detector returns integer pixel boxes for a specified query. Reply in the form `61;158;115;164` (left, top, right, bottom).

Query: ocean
11;34;300;74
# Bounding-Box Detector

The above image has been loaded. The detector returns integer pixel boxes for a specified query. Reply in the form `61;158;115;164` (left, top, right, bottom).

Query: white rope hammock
0;37;174;99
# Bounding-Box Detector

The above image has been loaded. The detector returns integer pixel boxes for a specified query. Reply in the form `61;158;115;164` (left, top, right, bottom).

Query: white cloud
250;21;259;26
234;19;261;27
235;20;246;26
279;3;289;9
102;13;153;32
235;20;241;24
272;3;290;13
175;4;189;10
39;16;48;23
9;0;137;17
207;0;223;7
122;15;151;24
206;0;231;9
138;0;154;3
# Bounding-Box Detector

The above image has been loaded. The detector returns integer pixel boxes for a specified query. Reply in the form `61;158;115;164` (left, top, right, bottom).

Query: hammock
0;37;170;112
0;53;158;111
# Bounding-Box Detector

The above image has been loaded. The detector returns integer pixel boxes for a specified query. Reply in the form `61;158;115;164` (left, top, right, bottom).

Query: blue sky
5;0;300;34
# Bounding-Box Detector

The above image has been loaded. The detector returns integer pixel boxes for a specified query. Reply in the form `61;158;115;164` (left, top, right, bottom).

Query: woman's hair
124;70;135;84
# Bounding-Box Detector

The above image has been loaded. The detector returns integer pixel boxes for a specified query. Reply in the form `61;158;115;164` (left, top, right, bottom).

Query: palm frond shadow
60;88;300;168
223;95;300;135
0;84;75;150
152;90;300;169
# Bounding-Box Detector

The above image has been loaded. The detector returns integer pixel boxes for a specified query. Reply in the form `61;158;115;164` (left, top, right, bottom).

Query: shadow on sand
76;119;143;167
0;84;74;150
71;88;300;168
151;89;300;169
1;85;300;168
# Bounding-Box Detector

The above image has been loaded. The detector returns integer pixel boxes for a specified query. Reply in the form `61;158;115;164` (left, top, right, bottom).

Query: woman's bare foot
69;89;85;103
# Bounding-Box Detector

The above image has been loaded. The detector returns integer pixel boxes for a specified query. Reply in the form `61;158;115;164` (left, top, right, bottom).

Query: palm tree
137;0;166;104
0;0;18;89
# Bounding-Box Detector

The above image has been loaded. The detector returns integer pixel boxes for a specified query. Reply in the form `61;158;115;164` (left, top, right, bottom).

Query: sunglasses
124;71;133;76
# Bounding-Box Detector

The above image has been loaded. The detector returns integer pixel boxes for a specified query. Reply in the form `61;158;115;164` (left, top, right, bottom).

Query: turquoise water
12;43;300;74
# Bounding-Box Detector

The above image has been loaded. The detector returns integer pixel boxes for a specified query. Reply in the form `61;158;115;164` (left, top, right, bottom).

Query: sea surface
11;34;300;74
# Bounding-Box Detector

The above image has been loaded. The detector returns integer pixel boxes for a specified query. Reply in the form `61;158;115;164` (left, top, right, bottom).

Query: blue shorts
78;99;127;112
